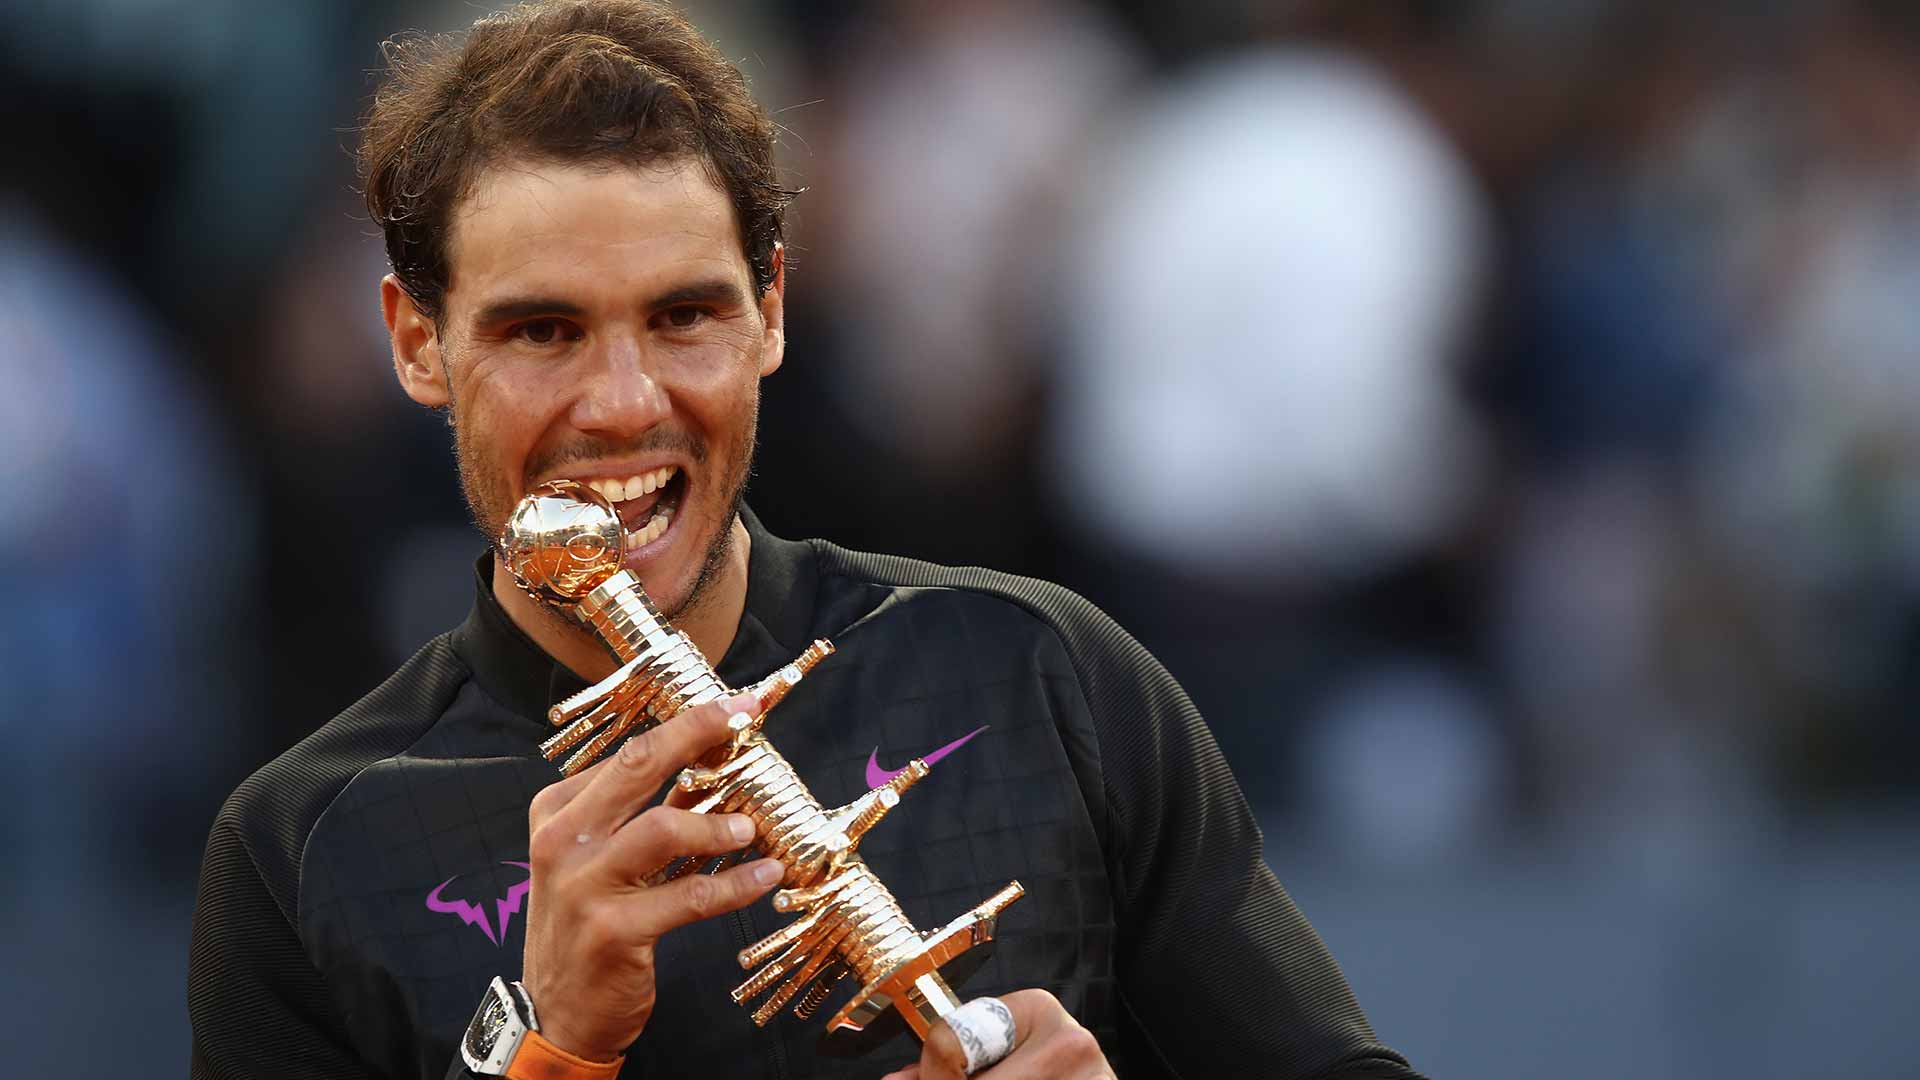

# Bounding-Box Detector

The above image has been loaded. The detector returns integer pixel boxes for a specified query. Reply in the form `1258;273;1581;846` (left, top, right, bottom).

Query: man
188;3;1422;1078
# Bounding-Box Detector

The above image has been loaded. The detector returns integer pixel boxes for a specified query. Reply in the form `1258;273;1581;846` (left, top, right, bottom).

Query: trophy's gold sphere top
500;479;625;603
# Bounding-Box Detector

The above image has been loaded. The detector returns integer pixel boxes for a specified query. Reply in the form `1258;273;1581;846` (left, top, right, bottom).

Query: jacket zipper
729;907;791;1080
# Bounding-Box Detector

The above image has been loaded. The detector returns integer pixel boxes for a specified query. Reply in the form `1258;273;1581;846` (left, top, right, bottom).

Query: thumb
919;1019;970;1080
924;995;1024;1078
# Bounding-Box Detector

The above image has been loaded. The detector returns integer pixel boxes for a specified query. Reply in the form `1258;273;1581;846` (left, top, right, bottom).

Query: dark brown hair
361;0;795;321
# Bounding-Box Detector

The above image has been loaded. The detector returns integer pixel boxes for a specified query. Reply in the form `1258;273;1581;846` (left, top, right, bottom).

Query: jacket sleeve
188;816;377;1080
1054;602;1424;1080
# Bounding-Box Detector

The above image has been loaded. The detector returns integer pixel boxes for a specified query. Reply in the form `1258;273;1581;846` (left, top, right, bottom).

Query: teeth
579;466;678;505
622;500;676;550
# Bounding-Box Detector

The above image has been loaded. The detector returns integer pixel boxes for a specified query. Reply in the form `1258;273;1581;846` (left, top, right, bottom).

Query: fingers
923;991;1041;1079
627;856;785;938
917;1013;981;1080
542;693;757;841
527;750;608;831
991;989;1067;1049
985;1014;1105;1080
603;806;758;877
906;990;1105;1080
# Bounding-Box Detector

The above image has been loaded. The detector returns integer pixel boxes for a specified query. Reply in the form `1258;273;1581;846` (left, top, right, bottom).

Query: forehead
445;156;746;308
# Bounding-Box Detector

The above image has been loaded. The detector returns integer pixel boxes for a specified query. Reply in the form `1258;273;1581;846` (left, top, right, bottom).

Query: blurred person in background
0;202;260;1076
247;185;478;742
1489;0;1920;839
778;0;1137;574
186;3;1422;1079
1689;0;1920;796
1046;0;1518;856
1488;3;1750;846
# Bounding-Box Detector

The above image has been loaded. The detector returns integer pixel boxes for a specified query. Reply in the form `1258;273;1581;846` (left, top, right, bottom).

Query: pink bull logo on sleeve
424;861;532;946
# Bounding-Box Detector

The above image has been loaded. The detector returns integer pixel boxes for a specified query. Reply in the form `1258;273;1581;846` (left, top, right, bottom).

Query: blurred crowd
4;0;1919;1075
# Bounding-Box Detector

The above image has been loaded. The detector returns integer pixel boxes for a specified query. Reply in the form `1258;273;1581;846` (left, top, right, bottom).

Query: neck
492;515;754;682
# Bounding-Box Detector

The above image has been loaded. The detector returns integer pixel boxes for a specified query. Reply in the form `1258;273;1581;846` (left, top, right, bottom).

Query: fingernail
752;859;783;886
729;815;755;843
728;691;760;714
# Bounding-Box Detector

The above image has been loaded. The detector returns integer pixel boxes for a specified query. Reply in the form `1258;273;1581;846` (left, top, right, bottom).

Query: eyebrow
645;278;750;312
470;279;750;327
472;296;587;327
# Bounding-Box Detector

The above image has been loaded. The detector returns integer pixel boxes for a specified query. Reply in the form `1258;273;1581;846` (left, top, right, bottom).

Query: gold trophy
500;480;1024;1050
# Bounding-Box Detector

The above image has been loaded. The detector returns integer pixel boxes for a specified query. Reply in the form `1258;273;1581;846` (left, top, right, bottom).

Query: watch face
464;993;510;1061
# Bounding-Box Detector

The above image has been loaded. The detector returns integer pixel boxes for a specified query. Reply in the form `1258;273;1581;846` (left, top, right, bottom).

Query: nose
568;332;671;439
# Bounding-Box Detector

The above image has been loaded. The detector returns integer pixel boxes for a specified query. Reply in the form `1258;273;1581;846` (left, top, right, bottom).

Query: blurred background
5;0;1919;1075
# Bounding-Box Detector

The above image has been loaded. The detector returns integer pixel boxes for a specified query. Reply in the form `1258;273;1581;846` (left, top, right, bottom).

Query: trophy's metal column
500;480;1023;1043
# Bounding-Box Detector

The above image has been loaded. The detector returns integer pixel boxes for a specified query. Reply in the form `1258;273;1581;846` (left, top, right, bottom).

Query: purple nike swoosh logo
866;725;989;789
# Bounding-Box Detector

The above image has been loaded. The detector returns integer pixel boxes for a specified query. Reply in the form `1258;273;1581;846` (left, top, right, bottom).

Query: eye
514;319;579;345
662;306;706;330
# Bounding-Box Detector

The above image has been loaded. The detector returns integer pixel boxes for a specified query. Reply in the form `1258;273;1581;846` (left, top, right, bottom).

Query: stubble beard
446;387;759;636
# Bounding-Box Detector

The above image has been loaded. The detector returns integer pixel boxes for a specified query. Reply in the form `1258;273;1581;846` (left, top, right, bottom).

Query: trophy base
819;879;1024;1047
813;940;999;1058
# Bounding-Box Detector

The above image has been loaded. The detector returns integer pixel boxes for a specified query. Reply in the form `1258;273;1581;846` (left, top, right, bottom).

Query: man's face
400;156;783;619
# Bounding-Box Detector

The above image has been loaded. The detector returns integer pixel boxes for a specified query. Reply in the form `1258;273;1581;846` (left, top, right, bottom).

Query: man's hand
884;989;1115;1080
520;692;784;1062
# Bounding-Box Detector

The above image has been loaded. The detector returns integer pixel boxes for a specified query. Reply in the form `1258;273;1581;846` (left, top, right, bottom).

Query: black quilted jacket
188;508;1420;1080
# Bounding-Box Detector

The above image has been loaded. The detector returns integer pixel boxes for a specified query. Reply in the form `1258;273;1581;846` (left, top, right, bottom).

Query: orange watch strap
503;1030;624;1080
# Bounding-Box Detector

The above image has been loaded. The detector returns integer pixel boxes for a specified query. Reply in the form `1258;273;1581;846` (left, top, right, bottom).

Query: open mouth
578;466;688;553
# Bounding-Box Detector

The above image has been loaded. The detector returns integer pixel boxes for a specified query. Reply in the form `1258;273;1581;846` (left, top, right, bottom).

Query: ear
757;243;786;377
382;274;451;407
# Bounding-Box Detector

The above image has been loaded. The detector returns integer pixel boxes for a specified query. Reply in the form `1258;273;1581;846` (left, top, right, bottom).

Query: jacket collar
449;504;818;728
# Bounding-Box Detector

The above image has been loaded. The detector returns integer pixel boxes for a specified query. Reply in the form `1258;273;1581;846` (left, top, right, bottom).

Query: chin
628;499;733;621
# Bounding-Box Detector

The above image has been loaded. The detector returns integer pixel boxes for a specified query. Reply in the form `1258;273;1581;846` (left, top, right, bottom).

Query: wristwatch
462;977;540;1074
460;977;624;1079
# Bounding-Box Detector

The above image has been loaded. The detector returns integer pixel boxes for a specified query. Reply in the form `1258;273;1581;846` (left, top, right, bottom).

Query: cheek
664;345;764;431
460;365;573;478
